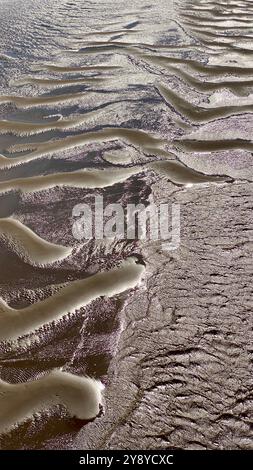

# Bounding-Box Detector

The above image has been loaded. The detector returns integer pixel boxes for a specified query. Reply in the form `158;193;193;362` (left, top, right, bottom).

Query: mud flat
0;0;252;450
74;177;253;450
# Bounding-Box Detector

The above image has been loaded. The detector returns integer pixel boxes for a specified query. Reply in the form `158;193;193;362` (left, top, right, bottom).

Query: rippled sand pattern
0;217;72;265
0;0;252;449
0;371;104;434
0;258;144;342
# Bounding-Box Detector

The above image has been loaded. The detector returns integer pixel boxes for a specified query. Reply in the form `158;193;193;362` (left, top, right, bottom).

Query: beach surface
0;0;252;450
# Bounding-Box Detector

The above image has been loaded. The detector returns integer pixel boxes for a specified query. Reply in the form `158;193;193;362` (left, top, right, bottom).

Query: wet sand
0;0;252;450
